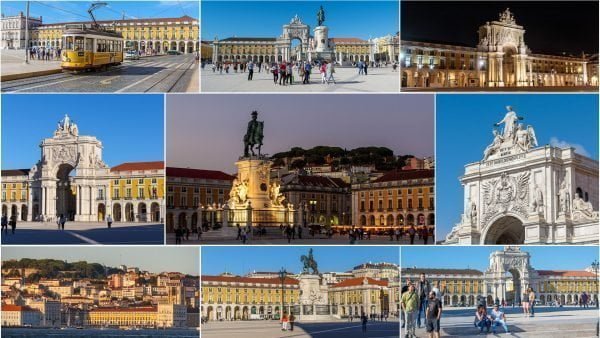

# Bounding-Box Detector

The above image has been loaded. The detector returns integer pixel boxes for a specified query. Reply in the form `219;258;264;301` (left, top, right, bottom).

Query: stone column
582;62;588;85
27;186;34;221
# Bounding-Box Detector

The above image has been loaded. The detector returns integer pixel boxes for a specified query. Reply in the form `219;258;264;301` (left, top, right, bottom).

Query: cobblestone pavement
203;318;400;338
402;306;598;337
1;54;197;93
201;64;400;92
1;221;164;245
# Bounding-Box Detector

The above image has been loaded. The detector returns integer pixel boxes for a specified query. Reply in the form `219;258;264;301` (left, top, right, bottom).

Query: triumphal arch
445;106;599;245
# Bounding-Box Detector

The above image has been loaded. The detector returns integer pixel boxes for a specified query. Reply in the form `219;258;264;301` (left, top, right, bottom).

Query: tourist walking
425;291;442;338
401;279;411;329
175;226;182;244
289;313;295;331
416;273;431;328
490;304;510;334
9;214;17;234
279;62;287;85
303;62;311;84
408;225;416;244
326;62;336;84
402;283;418;338
106;214;113;228
528;288;536;317
521;291;529;317
320;62;327;83
247;60;254;80
1;214;7;235
364;61;369;75
58;214;66;230
358;61;364;75
281;313;289;331
236;224;242;240
361;313;368;333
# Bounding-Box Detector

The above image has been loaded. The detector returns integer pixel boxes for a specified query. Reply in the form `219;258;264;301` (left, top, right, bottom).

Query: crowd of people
28;46;61;61
205;59;399;86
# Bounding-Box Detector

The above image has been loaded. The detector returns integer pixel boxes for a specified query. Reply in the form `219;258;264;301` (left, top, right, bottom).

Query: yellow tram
61;24;124;71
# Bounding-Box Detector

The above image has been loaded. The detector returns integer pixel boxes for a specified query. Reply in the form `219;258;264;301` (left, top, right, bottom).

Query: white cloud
549;137;590;157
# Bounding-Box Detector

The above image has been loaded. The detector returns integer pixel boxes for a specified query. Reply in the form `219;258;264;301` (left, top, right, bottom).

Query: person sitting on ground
474;304;491;334
490;304;510;335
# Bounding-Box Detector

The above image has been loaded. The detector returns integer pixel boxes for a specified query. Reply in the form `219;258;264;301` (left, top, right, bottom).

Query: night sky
401;1;599;55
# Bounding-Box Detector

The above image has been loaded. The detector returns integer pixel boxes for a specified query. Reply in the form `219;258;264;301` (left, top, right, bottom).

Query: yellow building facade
165;167;234;233
352;169;435;229
201;275;300;321
30;16;199;54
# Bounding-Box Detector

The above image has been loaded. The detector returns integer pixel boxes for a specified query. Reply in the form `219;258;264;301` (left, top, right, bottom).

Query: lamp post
591;259;599;308
279;268;287;319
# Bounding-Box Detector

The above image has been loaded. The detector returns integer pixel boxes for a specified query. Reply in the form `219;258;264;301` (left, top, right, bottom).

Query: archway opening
125;203;134;222
138;203;147;222
113;203;122;222
504;269;521;305
290;38;303;62
502;45;517;86
151;202;161;222
484;216;524;244
97;203;106;221
56;163;76;221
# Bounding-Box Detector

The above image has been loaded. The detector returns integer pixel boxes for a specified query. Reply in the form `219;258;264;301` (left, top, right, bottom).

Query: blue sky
2;246;199;275
436;94;599;239
1;94;164;169
402;246;599;272
202;246;399;276
201;1;398;41
0;1;198;23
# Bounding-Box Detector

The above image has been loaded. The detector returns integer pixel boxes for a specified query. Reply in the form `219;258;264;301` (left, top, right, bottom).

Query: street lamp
591;259;599;308
279;268;287;318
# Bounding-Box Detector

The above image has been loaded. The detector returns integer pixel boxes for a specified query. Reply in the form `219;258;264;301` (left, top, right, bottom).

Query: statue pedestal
228;156;294;227
298;274;331;321
235;157;272;209
312;26;335;62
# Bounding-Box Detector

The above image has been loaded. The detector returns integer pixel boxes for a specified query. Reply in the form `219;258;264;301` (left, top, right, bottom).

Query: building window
182;187;187;193
114;179;119;185
126;188;132;198
113;188;120;199
138;178;144;184
408;199;413;209
138;187;145;199
181;196;187;208
126;179;132;185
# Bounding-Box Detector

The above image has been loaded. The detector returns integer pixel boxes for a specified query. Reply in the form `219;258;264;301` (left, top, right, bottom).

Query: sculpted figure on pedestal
495;106;523;141
557;179;571;214
316;6;325;26
572;195;599;220
243;111;264;157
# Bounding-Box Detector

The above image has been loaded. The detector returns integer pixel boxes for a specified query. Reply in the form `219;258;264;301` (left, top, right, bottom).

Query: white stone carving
498;8;516;25
481;171;530;224
572;195;599;221
483;106;538;161
54;114;79;137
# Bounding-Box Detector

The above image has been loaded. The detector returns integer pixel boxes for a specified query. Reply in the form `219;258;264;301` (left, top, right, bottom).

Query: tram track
1;55;195;93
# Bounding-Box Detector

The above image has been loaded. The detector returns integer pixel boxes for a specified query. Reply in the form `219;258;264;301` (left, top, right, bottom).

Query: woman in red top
279;62;287;85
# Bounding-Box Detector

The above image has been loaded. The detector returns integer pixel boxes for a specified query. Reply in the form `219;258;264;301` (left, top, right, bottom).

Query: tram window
85;38;93;51
74;36;84;51
97;39;106;52
65;36;74;50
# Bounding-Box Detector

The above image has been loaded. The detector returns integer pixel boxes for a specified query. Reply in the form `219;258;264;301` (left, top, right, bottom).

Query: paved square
403;307;598;337
203;319;399;338
1;221;164;245
201;65;399;92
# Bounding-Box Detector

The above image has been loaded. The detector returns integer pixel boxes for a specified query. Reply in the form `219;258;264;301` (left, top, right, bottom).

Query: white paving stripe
65;231;100;244
115;69;169;92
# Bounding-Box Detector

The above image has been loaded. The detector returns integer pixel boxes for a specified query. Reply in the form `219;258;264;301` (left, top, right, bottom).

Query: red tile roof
1;304;37;312
167;167;235;181
332;277;388;288
90;306;157;313
536;270;597;277
202;275;299;285
373;169;434;183
111;161;164;172
40;15;197;27
1;169;30;176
